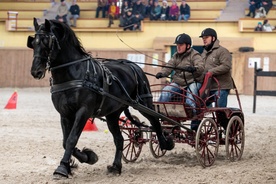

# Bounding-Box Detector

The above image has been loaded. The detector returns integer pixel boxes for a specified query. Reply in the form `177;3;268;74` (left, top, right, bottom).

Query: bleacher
0;0;227;32
240;0;276;32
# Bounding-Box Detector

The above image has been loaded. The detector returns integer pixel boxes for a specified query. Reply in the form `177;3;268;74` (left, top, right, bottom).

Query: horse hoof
53;165;69;178
160;136;175;151
82;148;98;165
107;164;121;175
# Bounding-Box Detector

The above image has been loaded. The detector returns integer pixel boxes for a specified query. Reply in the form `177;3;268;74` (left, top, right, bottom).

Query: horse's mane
49;20;90;57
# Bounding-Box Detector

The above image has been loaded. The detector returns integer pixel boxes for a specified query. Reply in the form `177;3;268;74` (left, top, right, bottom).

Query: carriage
119;72;245;167
27;18;245;178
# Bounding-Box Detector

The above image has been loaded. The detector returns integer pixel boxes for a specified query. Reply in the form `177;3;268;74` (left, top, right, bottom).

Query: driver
155;33;205;116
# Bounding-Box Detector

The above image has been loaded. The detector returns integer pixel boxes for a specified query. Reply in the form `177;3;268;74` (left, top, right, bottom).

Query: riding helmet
174;33;192;45
199;28;217;39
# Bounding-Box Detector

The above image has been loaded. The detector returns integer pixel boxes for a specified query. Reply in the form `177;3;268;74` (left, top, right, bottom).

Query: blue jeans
209;89;230;107
158;82;202;109
178;14;190;21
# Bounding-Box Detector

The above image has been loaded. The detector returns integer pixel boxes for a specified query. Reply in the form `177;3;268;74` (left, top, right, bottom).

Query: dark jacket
201;39;234;90
179;4;190;15
69;4;80;15
160;48;204;87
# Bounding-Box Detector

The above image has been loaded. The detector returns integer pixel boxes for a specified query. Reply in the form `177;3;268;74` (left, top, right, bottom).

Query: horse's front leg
105;113;124;175
53;107;93;178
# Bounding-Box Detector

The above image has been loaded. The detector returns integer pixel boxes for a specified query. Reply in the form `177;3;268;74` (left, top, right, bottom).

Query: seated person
96;0;107;18
160;0;170;21
150;0;161;20
107;1;119;27
123;9;135;30
246;0;262;18
55;0;69;24
67;0;80;27
178;0;190;21
133;11;144;30
261;0;273;15
254;21;263;31
262;19;275;31
168;0;179;21
155;33;204;110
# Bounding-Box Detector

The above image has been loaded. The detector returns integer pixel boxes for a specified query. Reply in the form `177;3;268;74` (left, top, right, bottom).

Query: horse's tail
123;108;148;128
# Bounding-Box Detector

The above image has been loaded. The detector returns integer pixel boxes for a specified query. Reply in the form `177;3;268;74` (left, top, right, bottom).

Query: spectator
155;33;204;115
262;19;275;31
119;1;131;27
133;11;144;30
261;0;273;15
178;0;190;21
246;0;262;18
67;0;80;27
123;9;136;30
96;0;107;18
168;0;179;21
254;21;263;31
132;0;146;18
145;0;154;18
160;0;170;21
196;28;233;131
150;0;161;20
107;1;119;27
55;0;69;24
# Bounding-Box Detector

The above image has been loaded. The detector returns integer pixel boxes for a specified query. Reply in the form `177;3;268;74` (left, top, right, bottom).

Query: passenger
199;28;233;108
155;33;204;112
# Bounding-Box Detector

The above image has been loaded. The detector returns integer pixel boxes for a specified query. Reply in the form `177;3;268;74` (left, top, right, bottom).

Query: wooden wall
1;48;276;95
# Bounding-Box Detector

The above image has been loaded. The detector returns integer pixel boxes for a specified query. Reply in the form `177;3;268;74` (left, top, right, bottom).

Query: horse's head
27;18;62;79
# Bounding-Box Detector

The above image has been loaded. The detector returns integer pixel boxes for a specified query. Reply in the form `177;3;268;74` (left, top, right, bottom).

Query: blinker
27;36;34;49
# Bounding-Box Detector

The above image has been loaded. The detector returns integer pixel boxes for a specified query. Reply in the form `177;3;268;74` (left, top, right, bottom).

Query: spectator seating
238;18;276;32
0;0;227;32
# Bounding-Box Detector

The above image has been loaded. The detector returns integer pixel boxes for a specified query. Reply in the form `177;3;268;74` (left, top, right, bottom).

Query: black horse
27;18;174;178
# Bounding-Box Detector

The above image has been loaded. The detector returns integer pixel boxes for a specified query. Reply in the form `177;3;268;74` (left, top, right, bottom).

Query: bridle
30;25;61;71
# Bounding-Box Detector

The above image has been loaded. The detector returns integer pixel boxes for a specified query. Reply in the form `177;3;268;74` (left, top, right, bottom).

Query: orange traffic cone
4;91;17;109
83;118;98;131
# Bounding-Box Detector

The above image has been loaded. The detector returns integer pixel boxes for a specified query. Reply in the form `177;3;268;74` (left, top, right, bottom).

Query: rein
50;57;91;71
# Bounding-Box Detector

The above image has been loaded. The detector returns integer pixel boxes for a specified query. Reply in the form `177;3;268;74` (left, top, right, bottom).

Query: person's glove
155;72;164;79
185;66;197;73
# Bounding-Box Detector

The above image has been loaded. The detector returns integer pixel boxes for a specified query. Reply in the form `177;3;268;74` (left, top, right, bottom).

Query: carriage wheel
225;116;245;162
195;118;219;167
149;132;167;158
121;116;143;163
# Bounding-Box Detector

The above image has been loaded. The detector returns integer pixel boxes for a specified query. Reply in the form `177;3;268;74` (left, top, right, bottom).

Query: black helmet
199;28;217;39
174;33;192;45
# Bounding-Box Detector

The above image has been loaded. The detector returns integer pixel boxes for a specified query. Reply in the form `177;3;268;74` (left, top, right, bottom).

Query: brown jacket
160;48;204;87
202;39;234;90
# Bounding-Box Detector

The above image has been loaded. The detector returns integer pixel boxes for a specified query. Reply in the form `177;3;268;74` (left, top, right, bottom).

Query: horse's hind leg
105;111;124;175
141;111;174;150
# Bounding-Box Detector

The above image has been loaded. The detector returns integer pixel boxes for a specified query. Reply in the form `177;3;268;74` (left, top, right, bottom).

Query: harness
50;57;148;117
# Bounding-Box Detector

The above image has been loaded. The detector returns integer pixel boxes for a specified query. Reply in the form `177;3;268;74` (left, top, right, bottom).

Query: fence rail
253;62;276;113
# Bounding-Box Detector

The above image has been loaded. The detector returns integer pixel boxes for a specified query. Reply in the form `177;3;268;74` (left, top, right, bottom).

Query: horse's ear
45;19;51;32
33;17;39;31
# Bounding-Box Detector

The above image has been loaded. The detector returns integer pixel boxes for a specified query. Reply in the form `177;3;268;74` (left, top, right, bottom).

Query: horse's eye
35;37;40;45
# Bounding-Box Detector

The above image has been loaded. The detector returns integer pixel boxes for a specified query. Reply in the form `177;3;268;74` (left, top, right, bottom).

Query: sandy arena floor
0;87;275;184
